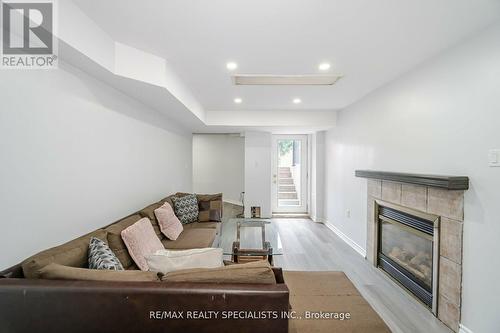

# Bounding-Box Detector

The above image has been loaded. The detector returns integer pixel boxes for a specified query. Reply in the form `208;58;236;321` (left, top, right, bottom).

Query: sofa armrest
0;278;289;333
0;263;23;278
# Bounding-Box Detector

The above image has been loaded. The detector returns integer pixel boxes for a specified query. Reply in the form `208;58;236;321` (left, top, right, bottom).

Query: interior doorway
271;135;308;214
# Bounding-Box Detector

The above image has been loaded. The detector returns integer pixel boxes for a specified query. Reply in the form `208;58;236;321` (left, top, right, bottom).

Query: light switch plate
488;149;500;167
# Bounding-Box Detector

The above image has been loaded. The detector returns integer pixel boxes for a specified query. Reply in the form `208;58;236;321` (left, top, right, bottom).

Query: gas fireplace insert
376;201;440;313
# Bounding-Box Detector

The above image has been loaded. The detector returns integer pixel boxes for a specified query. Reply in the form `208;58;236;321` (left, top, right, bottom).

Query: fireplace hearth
377;204;439;312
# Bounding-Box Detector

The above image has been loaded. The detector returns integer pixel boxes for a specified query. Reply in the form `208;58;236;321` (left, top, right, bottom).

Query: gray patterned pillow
172;194;199;224
88;237;124;270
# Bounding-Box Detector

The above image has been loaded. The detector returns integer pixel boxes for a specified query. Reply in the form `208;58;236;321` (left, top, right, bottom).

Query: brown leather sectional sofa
0;193;289;333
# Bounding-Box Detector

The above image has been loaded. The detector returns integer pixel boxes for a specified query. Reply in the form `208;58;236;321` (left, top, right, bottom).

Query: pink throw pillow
154;202;183;240
121;217;164;271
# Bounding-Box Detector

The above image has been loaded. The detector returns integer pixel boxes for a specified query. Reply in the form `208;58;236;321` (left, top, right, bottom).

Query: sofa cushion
160;194;175;207
39;263;160;282
121;218;165;271
22;229;108;279
161;228;216;249
105;214;142;269
160;195;176;208
176;192;222;202
172;194;199;224
176;192;223;222
161;260;276;284
154;202;183;240
138;202;164;240
183;222;221;236
126;263;139;270
198;195;223;222
88;237;124;270
183;222;220;230
146;248;223;274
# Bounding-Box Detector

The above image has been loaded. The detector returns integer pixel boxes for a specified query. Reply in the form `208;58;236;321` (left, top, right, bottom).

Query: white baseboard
310;215;325;223
459;324;473;333
323;221;366;258
223;199;242;206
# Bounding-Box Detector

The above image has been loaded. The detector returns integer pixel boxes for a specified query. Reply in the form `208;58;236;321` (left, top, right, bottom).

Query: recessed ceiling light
234;98;242;104
226;62;238;70
319;62;331;71
293;98;302;104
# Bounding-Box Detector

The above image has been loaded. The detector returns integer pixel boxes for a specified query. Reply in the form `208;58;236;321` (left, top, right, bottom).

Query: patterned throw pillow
172;194;199;224
88;237;124;270
198;197;222;222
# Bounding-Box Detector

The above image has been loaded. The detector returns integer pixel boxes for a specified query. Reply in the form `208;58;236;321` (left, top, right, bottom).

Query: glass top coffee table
219;218;283;265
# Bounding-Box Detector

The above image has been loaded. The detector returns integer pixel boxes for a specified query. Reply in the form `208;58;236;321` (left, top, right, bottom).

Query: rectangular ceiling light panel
232;74;342;85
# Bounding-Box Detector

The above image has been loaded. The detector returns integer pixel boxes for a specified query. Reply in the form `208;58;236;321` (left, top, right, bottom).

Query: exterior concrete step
278;192;298;199
278;199;300;206
279;172;292;178
279;178;294;185
279;185;296;192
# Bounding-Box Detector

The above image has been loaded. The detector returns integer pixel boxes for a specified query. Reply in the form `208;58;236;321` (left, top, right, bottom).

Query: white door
271;135;308;213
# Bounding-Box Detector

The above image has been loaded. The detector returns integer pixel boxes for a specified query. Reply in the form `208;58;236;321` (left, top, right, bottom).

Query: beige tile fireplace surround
362;175;466;332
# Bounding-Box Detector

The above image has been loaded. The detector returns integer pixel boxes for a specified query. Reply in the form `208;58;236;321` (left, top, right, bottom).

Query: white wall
323;22;500;333
58;1;206;123
244;131;272;218
0;62;192;269
205;110;336;129
192;134;244;204
310;131;325;222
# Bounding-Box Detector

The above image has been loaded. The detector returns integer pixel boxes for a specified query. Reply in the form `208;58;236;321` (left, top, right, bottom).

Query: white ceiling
73;0;500;113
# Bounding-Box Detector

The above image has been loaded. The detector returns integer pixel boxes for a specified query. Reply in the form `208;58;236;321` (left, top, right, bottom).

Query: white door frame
271;134;308;213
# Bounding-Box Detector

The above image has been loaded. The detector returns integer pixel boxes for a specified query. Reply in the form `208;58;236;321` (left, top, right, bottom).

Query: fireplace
376;201;439;313
357;171;468;332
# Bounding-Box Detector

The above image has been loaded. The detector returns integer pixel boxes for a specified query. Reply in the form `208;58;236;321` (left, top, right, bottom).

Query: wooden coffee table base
231;241;274;265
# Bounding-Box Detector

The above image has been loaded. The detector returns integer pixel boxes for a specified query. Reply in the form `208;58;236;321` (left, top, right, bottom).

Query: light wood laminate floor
272;218;452;333
222;205;452;333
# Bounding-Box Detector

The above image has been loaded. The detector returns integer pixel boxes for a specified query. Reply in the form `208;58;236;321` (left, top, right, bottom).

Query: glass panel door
271;135;308;213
